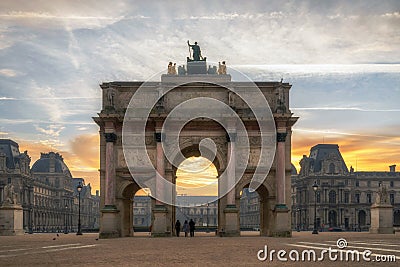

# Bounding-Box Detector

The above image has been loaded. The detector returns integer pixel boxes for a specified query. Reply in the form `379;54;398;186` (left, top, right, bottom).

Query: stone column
272;130;291;237
155;132;165;204
222;132;239;237
276;132;287;206
152;131;169;237
99;131;119;239
227;132;236;205
104;132;117;208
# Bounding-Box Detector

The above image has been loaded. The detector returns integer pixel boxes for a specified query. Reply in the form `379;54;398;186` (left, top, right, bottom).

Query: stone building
291;144;400;231
0;139;33;230
239;188;260;229
0;139;100;233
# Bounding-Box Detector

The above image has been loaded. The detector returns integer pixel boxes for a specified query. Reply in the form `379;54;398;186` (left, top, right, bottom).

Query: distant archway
329;210;337;227
394;210;400;226
238;183;271;236
358;210;366;227
175;156;218;235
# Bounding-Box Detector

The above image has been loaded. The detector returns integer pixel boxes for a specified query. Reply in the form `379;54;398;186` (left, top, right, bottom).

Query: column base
99;205;120;239
152;205;170;237
272;204;291;237
220;205;239;237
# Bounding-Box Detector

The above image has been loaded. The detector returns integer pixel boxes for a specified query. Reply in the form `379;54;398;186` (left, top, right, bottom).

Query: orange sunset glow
14;128;399;195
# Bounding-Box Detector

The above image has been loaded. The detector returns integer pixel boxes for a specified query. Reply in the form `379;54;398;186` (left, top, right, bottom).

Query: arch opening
174;156;219;236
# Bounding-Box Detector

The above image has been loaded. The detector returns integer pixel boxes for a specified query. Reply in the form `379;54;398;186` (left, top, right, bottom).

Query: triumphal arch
94;43;298;238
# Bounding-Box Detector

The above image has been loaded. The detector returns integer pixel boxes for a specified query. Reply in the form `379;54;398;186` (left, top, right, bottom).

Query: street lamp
77;183;83;235
64;204;69;234
28;206;33;234
206;203;209;233
312;181;318;234
296;208;300;232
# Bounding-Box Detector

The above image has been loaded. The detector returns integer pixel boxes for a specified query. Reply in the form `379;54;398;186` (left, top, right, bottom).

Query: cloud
35;124;65;137
0;68;19;77
0;96;16;100
291;129;400;172
69;134;99;170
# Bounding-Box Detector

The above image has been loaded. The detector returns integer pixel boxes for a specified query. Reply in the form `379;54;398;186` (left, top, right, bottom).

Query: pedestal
99;205;120;239
152;205;170;237
0;204;24;236
221;205;239;237
272;204;291;237
370;204;394;234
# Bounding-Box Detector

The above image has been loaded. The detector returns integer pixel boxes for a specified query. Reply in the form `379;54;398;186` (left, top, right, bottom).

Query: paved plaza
0;232;399;266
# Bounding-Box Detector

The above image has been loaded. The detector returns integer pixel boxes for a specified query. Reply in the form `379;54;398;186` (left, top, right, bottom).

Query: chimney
389;165;396;172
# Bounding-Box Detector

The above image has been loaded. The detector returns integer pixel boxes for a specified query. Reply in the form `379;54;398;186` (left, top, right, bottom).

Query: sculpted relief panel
117;148;156;169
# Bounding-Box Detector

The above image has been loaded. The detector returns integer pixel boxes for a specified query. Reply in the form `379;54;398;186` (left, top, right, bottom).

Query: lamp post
77;183;83;235
64;204;68;234
206;203;209;233
312;181;318;234
296;208;300;232
28;206;33;234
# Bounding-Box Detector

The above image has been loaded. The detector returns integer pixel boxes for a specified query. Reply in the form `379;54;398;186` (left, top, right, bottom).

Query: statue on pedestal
375;185;389;205
187;40;203;61
3;183;18;205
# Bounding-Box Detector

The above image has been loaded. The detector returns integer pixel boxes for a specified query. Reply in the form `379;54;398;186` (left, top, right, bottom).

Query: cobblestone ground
0;231;399;266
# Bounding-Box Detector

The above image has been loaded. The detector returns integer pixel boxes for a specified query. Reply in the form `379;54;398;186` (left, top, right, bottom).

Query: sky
0;0;399;194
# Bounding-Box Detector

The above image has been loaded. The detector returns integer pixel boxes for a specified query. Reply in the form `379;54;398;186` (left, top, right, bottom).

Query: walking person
183;220;189;237
175;220;181;237
189;219;195;237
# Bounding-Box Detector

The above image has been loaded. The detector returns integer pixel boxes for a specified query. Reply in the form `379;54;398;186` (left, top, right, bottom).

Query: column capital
277;132;287;143
154;132;165;142
226;132;237;142
104;132;117;143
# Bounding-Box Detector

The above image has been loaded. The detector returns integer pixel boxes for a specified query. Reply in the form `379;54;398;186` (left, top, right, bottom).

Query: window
367;181;371;187
390;181;394;188
329;190;336;204
355;180;359;187
344;192;349;203
316;192;321;203
367;193;372;204
390;194;395;205
355;193;360;203
345;179;348;186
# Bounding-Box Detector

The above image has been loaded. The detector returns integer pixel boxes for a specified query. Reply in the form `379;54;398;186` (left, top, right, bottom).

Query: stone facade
291;144;400;231
0;139;100;233
94;58;298;238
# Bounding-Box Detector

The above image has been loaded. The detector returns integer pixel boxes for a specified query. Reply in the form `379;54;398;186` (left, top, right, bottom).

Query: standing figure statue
187;40;202;61
218;61;227;74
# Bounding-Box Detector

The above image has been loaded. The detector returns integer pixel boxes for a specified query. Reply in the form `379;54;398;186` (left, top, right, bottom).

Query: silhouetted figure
183;220;189;237
189;219;195;237
175;220;181;237
187;40;202;61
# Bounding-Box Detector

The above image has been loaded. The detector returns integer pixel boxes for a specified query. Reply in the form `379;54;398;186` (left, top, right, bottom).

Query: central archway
175;156;218;235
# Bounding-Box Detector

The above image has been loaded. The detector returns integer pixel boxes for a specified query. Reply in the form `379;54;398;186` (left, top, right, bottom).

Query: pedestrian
183;220;189;237
189;219;195;237
175;220;181;237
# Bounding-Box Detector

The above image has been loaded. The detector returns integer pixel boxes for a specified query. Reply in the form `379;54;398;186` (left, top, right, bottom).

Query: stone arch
237;181;273;236
171;143;222;233
171;138;226;174
358;210;367;228
115;179;149;237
